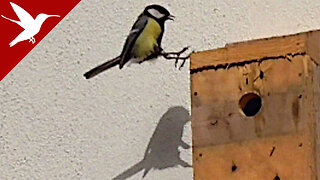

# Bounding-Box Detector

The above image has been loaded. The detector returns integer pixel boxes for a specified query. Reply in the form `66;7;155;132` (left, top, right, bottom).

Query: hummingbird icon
1;2;60;47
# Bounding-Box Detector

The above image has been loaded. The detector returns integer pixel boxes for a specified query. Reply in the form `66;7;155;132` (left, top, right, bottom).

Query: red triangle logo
0;0;81;81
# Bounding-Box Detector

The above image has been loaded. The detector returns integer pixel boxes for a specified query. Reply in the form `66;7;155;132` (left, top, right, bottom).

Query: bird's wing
10;2;34;29
1;15;23;27
9;30;29;47
119;14;148;68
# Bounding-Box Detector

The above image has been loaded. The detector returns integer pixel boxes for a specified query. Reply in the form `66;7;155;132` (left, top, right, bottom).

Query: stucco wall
1;0;320;179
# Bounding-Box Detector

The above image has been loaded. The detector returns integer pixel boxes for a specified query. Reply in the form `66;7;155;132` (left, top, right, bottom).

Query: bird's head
144;5;174;22
36;13;60;22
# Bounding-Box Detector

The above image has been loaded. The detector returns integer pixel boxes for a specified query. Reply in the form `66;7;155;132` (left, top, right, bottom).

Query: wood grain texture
190;30;320;70
191;30;320;180
192;56;306;147
193;132;313;180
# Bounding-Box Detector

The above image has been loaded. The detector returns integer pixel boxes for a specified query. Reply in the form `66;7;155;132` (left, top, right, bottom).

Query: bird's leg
158;46;192;70
140;46;192;70
28;37;35;44
31;37;35;44
162;46;190;57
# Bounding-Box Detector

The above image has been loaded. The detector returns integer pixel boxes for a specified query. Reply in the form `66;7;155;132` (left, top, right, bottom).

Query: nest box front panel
191;55;307;147
190;31;320;180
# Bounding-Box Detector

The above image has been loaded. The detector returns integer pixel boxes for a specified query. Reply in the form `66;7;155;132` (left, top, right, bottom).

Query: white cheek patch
148;9;165;19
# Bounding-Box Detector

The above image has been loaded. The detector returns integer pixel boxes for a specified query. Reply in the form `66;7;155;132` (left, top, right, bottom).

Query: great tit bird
84;4;174;79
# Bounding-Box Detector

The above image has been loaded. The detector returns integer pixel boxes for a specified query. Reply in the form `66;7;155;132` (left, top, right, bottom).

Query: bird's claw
151;46;192;70
29;37;35;44
167;46;191;70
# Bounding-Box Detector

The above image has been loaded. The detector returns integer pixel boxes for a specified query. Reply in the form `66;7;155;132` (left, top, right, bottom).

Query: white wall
1;0;320;179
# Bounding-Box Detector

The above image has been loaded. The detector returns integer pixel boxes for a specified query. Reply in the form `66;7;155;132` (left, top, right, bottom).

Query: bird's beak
167;15;175;21
49;15;60;18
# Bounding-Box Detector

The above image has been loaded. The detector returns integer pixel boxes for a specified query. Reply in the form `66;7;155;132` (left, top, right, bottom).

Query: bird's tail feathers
1;15;9;20
1;15;16;23
84;56;121;79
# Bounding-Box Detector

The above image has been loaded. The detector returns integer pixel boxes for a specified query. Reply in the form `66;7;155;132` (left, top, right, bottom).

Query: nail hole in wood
231;163;237;172
210;121;218;126
259;70;264;79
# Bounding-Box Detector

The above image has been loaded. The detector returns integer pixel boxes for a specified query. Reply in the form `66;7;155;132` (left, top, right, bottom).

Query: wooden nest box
190;30;320;180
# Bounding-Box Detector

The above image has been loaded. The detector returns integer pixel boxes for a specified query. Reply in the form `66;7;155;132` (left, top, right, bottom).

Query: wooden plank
193;132;314;180
192;55;306;147
306;31;320;65
191;30;320;180
311;60;320;179
190;31;320;70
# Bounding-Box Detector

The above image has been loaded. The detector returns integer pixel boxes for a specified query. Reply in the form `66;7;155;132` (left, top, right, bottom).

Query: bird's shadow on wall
112;106;192;180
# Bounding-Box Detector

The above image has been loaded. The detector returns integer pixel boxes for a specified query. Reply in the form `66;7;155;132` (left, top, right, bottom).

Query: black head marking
144;4;173;20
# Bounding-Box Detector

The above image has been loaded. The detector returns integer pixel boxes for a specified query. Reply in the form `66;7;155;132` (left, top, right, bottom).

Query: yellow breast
134;18;161;59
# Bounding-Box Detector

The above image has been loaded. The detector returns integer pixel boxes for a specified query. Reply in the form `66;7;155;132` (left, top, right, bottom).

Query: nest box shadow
113;106;191;180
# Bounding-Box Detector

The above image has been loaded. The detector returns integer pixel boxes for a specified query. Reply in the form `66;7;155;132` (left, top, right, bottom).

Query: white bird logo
1;2;60;47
